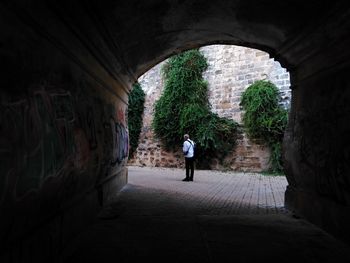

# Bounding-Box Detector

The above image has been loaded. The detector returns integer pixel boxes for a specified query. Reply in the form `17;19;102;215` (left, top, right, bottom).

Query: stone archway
1;1;350;260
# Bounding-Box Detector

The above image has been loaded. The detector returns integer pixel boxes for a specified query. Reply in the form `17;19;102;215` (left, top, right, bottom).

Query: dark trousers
185;157;194;180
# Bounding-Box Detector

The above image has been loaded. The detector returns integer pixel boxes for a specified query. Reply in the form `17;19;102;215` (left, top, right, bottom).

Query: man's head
184;134;189;140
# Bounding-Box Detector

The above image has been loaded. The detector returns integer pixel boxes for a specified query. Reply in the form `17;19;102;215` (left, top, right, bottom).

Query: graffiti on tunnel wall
0;86;129;204
0;88;76;199
111;120;129;166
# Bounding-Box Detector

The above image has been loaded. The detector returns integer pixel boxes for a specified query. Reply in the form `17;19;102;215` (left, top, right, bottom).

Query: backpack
185;140;196;159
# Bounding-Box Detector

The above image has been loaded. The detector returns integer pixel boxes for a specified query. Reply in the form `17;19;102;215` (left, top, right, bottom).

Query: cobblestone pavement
62;166;350;263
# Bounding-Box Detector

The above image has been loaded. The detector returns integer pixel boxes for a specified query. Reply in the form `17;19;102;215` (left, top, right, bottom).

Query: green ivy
152;49;238;168
240;80;288;173
128;82;145;158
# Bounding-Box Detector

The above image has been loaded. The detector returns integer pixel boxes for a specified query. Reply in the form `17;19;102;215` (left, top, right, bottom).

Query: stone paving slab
61;166;350;263
123;166;288;216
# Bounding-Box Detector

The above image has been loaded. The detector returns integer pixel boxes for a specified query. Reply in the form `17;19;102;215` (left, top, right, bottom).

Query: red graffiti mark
116;107;126;126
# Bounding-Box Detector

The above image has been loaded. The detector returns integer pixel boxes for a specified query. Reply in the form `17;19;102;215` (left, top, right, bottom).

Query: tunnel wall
283;9;350;243
285;61;350;244
0;3;129;261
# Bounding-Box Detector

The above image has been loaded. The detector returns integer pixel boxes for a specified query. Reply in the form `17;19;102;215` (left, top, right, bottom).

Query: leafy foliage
128;82;145;157
240;80;288;173
152;49;238;168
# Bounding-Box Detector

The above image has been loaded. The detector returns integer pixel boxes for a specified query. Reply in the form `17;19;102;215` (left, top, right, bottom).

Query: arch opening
129;44;291;174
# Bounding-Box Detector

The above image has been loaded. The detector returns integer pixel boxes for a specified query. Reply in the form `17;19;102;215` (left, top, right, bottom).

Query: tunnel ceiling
4;0;349;86
84;0;348;79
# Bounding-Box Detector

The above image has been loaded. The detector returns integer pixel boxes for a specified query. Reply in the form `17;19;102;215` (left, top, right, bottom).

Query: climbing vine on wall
152;49;238;168
128;82;145;158
240;80;288;173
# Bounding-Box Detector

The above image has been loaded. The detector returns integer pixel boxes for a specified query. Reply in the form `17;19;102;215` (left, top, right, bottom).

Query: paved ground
61;166;350;263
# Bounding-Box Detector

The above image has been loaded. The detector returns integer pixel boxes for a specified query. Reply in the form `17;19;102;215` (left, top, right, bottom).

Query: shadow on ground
61;167;350;263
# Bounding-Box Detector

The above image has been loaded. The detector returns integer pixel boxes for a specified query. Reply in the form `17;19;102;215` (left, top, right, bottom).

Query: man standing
182;134;195;181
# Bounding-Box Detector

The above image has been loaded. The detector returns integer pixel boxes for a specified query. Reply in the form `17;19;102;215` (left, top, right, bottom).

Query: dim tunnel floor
61;166;350;263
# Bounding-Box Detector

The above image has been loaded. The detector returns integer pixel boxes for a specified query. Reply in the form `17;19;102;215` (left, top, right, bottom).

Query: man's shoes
189;178;193;181
182;178;189;181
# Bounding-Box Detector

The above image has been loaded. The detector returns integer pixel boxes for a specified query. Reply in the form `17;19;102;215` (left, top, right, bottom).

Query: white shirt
183;139;195;158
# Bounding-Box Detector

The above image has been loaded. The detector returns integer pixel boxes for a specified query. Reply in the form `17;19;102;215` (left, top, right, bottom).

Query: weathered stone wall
201;45;291;123
128;45;291;171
